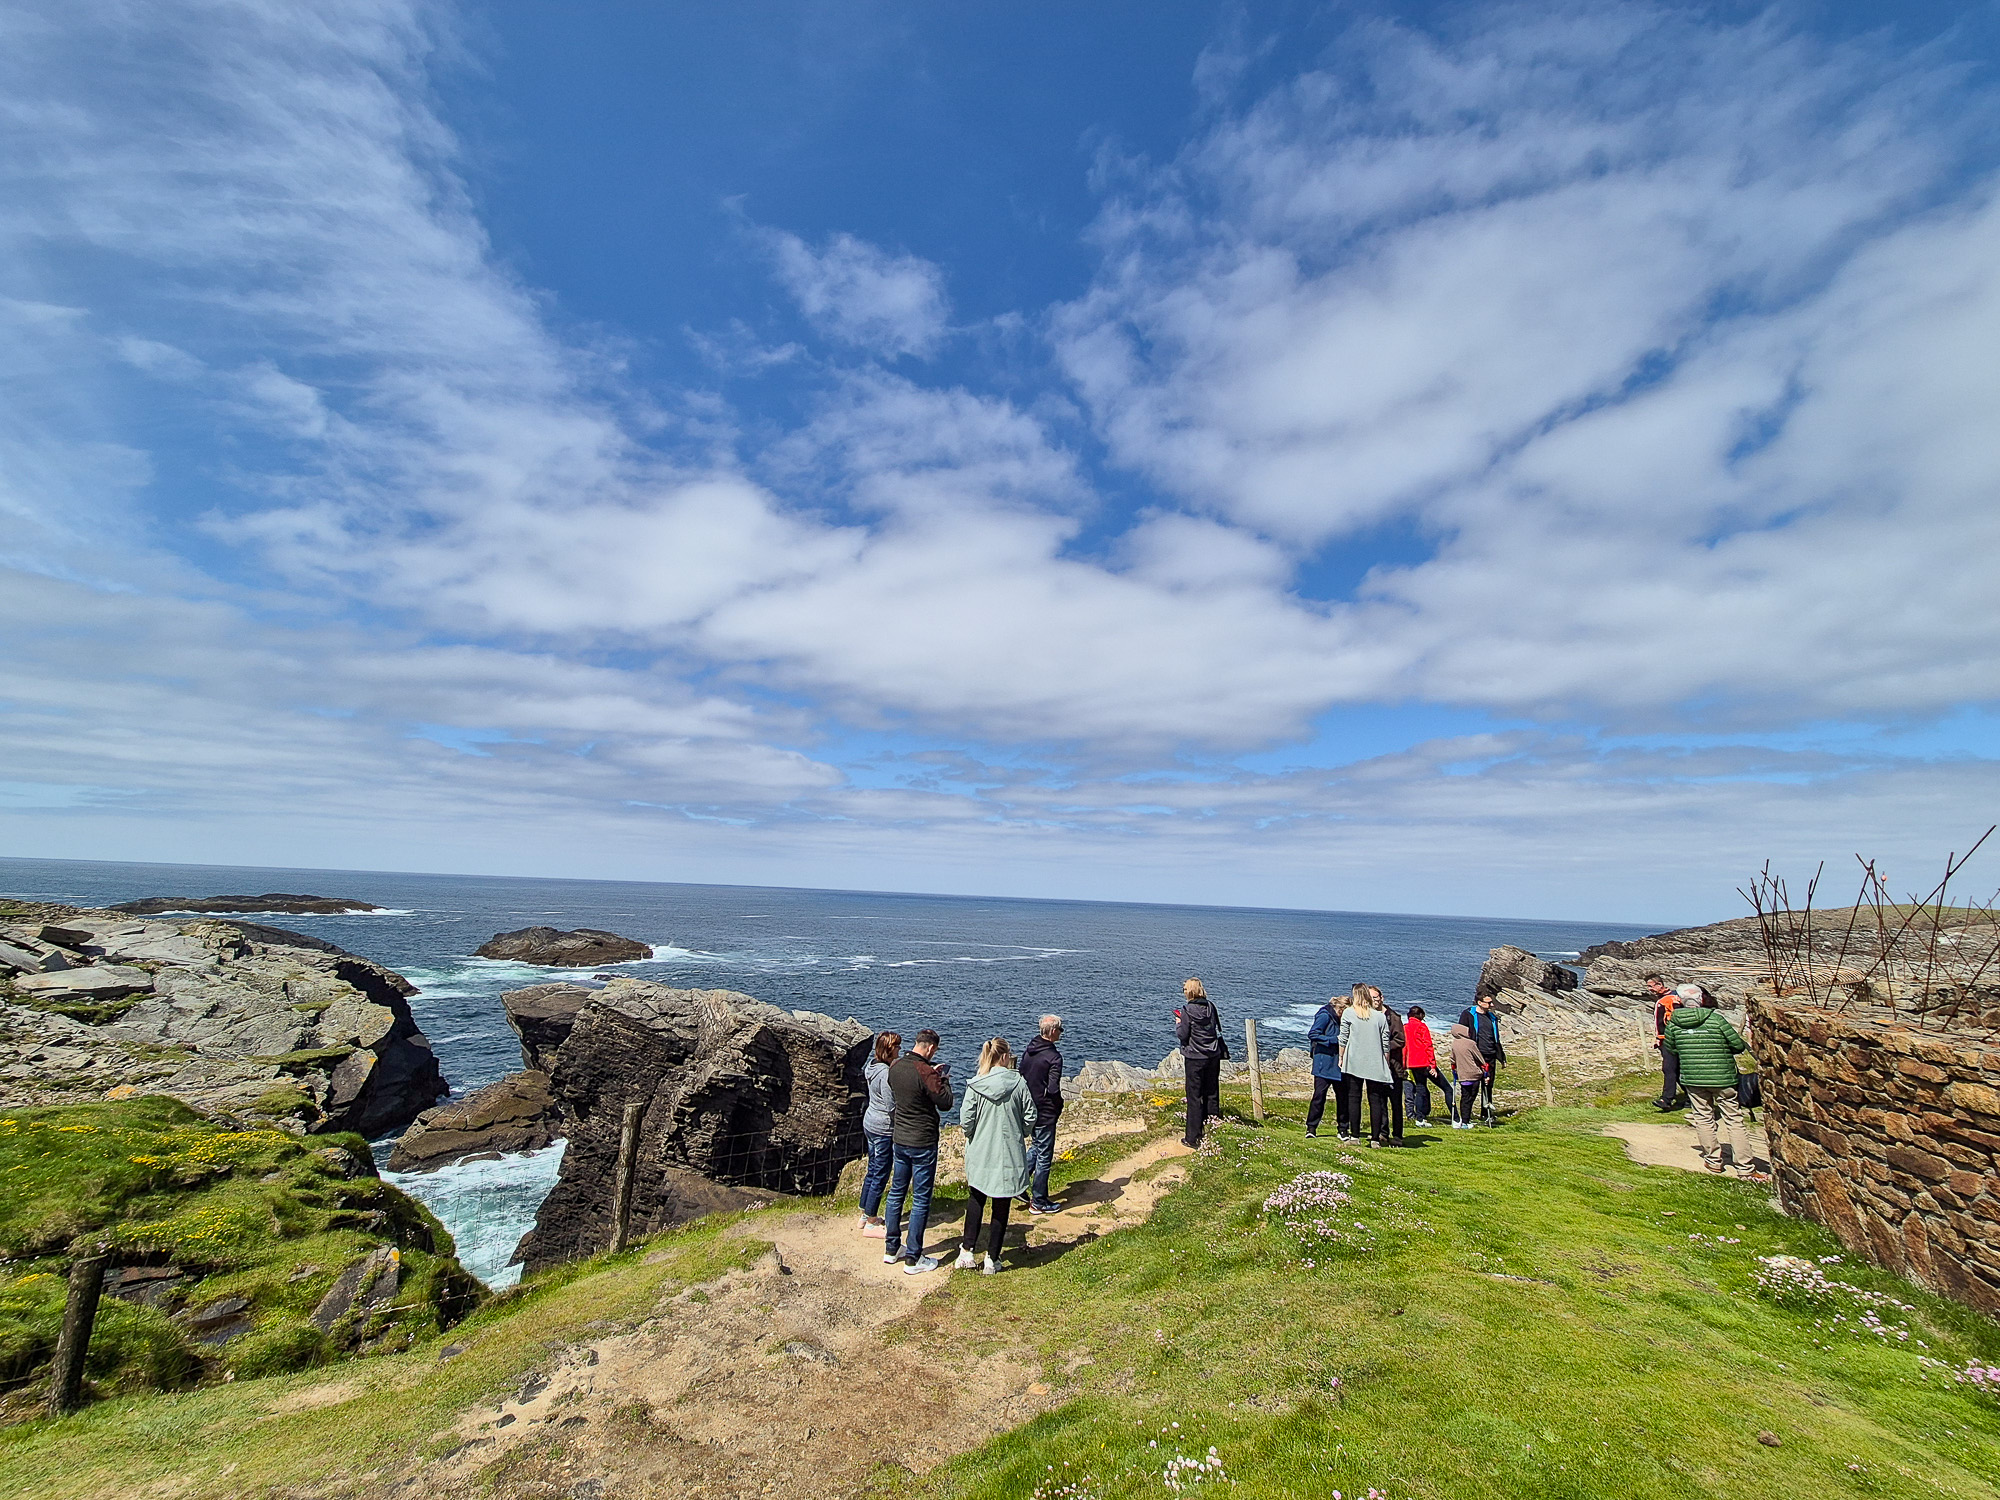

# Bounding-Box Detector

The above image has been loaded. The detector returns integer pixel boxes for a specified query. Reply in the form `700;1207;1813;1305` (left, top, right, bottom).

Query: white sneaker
882;1251;901;1264
982;1254;1000;1275
862;1219;885;1237
954;1247;977;1270
903;1255;941;1275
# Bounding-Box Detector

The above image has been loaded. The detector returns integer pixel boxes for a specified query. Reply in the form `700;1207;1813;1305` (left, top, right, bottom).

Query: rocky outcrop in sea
109;893;385;915
476;926;652;966
0;901;445;1135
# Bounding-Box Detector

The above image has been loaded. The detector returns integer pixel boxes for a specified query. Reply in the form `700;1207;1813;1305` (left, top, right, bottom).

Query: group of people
849;969;1768;1277
853;1015;1069;1276
1297;983;1504;1143
1647;973;1770;1182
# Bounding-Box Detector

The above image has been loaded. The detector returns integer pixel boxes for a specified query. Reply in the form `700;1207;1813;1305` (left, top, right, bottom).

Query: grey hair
1040;1014;1063;1036
1675;983;1703;1002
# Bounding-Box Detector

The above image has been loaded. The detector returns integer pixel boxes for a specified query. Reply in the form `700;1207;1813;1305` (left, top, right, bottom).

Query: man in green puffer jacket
1661;986;1768;1181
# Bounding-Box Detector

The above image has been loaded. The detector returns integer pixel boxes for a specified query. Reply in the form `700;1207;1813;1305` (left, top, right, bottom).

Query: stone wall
1750;993;2000;1315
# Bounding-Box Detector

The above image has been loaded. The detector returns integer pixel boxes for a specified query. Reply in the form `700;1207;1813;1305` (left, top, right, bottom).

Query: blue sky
3;0;1998;924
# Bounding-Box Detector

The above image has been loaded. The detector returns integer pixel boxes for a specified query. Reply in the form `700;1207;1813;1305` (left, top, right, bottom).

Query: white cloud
763;228;951;358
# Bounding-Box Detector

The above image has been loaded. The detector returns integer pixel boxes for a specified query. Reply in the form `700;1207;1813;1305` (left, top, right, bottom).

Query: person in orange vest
1648;974;1688;1112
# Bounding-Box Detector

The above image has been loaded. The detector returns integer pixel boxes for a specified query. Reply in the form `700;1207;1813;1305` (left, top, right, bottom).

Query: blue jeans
882;1143;938;1261
1028;1115;1059;1207
859;1130;894;1217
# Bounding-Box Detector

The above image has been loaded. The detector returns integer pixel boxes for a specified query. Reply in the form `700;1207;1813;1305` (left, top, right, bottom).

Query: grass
924;1087;2000;1500
0;1098;481;1400
0;1219;768;1500
2;1086;1996;1499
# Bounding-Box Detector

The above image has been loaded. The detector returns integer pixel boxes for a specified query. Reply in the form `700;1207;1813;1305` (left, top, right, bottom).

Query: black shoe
1304;1129;1317;1137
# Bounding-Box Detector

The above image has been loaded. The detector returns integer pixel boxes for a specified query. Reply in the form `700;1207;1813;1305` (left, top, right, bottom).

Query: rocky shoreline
0;901;445;1136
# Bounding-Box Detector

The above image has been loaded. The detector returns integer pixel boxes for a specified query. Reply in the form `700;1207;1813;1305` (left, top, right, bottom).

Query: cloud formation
0;0;1995;918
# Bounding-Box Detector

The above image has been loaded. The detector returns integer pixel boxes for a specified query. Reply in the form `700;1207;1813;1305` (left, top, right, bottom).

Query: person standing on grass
958;1037;1037;1274
1402;1006;1442;1127
1175;978;1228;1148
1020;1015;1065;1213
1448;1022;1485;1129
1662;986;1770;1182
1648;973;1688;1113
1303;992;1345;1138
882;1027;954;1274
1371;985;1407;1145
1338;988;1396;1147
856;1031;900;1236
1456;987;1506;1126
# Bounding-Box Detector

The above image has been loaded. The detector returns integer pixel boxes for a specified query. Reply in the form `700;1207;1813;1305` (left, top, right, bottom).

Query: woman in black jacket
1175;977;1228;1147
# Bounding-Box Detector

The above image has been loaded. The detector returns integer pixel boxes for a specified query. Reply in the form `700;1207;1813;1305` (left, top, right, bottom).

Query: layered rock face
505;982;588;1070
521;980;870;1270
476;927;652;966
0;904;445;1135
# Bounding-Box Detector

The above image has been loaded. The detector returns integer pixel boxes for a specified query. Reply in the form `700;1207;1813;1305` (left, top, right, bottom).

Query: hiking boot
954;1247;977;1270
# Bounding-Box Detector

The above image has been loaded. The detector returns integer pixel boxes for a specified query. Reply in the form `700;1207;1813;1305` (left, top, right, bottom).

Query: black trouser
1656;1045;1682;1106
1388;1075;1405;1140
1184;1057;1221;1145
1364;1079;1394;1142
961;1187;1012;1256
1335;1075;1358;1136
1456;1081;1481;1122
1305;1074;1339;1133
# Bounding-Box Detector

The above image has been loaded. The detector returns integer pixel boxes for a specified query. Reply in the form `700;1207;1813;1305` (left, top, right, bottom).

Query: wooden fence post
608;1100;644;1254
47;1254;106;1417
1534;1033;1556;1108
1245;1017;1265;1123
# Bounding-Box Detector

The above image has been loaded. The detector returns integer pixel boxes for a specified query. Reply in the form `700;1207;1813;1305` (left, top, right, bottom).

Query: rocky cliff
0;902;445;1136
520;980;870;1271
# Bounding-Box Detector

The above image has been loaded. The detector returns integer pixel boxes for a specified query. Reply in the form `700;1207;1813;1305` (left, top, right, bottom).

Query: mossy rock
0;1097;482;1411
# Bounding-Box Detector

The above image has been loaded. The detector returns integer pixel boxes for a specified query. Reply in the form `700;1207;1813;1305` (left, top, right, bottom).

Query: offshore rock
110;893;385;916
387;1071;562;1172
477;927;652;967
520;981;869;1271
504;983;590;1071
0;903;445;1136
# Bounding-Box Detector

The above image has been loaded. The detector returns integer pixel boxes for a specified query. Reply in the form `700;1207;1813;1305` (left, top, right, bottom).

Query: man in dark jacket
1020;1015;1065;1213
881;1028;954;1272
1455;988;1506;1126
1175;978;1228;1147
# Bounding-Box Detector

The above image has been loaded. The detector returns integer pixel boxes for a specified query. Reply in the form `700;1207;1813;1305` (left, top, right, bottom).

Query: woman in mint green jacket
957;1037;1038;1274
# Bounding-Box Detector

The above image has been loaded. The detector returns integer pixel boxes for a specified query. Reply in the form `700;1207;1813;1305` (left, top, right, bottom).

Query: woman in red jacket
1401;1005;1444;1129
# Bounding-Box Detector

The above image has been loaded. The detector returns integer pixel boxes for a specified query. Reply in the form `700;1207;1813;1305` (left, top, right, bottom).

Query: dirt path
1603;1119;1769;1174
391;1129;1191;1500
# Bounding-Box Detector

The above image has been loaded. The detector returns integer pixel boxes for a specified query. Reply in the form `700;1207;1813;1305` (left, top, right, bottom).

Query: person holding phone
882;1028;954;1273
1175;978;1228;1147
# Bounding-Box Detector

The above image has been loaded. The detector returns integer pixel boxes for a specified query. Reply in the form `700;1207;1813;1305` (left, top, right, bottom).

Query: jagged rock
1270;1047;1311;1071
477;927;651;967
1074;1059;1163;1092
504;983;590;1071
111;893;384;915
0;903;445;1135
521;981;869;1271
309;1246;401;1338
388;1071;562;1172
1479;945;1579;996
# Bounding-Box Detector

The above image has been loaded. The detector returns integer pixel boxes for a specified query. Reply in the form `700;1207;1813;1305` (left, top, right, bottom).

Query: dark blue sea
1;855;1659;1281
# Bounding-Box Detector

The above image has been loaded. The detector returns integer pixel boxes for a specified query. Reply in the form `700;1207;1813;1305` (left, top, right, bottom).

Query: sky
3;0;1998;925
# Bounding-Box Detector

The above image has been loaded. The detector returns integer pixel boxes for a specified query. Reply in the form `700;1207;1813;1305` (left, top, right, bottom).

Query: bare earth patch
374;1123;1190;1500
1603;1119;1769;1174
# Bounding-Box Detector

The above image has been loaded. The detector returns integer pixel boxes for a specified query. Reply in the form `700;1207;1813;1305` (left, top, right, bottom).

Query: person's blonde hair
978;1037;1015;1074
1183;978;1207;1001
1348;983;1377;1015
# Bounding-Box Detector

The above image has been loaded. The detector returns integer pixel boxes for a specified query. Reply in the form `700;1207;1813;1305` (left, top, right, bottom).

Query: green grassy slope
0;1098;481;1404
929;1089;2000;1500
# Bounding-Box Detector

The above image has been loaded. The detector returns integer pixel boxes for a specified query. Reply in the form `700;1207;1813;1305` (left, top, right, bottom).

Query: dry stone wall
1750;993;2000;1316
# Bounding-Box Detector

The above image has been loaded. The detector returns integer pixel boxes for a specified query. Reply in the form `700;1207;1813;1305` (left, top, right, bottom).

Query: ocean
1;854;1659;1283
